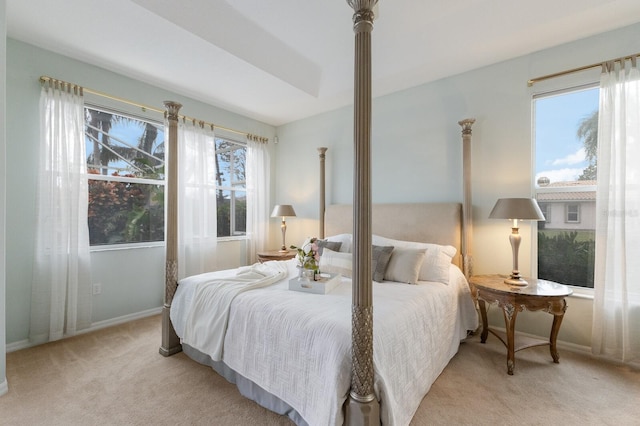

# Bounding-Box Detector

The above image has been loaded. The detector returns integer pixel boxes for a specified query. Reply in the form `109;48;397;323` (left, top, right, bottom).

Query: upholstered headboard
324;203;463;268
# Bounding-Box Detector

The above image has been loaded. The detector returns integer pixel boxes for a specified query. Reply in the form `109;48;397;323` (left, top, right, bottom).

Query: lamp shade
489;198;545;221
271;204;296;218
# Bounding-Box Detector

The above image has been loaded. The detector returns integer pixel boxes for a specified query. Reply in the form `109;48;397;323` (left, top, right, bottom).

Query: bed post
318;147;328;239
345;1;380;425
160;101;183;357
459;118;475;279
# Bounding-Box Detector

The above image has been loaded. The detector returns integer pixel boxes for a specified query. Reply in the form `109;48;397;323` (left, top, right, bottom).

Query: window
214;137;247;237
539;202;551;223
85;106;249;244
565;204;580;223
85;106;165;246
534;86;597;288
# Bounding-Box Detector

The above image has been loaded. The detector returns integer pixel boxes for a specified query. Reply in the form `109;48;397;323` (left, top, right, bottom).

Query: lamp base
504;275;528;286
279;246;288;253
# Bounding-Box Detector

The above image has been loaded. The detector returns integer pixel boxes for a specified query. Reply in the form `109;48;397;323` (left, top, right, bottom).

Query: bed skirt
182;343;310;426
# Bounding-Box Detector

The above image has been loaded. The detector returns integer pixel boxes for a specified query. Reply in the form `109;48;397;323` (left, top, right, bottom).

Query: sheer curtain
30;83;92;344
177;120;218;279
246;138;270;263
592;58;640;363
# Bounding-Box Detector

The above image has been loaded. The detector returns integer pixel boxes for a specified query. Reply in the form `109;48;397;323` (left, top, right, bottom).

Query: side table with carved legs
257;250;296;263
469;275;572;375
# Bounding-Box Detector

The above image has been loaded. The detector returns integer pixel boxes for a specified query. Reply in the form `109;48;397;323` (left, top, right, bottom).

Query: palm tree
85;108;164;178
86;109;114;175
577;110;598;180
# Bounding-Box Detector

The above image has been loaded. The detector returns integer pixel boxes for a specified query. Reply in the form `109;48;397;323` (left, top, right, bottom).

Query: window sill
217;236;248;242
567;286;594;300
90;237;247;252
90;242;165;252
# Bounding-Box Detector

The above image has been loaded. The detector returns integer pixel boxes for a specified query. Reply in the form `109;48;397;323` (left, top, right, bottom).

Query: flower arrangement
290;237;320;271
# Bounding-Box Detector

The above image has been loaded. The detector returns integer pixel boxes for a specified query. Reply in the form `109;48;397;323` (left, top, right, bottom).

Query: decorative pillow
371;245;394;282
383;248;426;284
372;235;456;284
325;233;352;253
320;248;352;278
420;245;457;285
316;239;343;255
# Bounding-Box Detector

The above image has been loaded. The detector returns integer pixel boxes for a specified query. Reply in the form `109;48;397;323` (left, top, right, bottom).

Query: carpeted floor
2;315;638;426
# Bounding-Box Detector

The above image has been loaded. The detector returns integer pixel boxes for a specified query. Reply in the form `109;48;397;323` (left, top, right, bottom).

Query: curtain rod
527;52;640;87
39;76;268;143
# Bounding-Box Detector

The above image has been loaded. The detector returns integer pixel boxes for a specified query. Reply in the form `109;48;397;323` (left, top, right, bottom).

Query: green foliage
577;110;598;181
538;230;595;288
578;163;597;181
290;238;319;271
216;198;246;237
87;172;164;245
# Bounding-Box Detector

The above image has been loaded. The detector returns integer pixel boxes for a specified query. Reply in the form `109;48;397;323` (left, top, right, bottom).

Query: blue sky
535;86;599;185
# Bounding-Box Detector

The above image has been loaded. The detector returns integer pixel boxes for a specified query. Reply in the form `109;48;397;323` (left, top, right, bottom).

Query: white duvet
171;259;478;426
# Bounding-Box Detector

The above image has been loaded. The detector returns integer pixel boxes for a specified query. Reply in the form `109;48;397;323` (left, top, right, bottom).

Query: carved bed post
160;101;183;357
459;118;475;279
346;1;379;424
318;147;328;238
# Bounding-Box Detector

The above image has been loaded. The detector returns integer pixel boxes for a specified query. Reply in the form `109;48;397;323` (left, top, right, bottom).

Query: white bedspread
177;261;288;361
171;259;478;426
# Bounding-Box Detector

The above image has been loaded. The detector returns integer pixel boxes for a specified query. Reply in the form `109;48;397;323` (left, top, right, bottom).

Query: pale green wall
275;23;640;348
4;21;640;351
1;0;8;395
4;39;276;346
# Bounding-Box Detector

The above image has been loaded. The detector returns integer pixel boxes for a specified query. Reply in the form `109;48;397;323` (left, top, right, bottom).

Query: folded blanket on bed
181;261;288;361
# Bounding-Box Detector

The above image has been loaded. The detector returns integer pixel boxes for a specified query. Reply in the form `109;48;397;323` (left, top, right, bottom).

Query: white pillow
325;233;352;253
372;235;456;284
383;248;426;284
320;248;352;278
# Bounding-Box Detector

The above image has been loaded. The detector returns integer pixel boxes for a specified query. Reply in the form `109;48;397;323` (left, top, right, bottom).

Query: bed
160;2;479;425
169;203;478;425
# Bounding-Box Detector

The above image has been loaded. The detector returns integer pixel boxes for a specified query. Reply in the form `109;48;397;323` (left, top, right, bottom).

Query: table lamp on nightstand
271;204;296;252
489;198;545;286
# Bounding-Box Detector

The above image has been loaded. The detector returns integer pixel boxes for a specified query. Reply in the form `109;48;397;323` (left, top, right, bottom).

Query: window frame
565;203;581;223
539;202;551;223
532;81;599;291
85;104;166;249
214;136;248;239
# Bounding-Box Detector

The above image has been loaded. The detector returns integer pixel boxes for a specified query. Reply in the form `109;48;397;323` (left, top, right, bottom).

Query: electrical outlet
93;283;102;295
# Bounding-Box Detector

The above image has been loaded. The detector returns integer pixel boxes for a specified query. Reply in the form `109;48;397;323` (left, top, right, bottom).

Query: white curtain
246;138;270;263
30;83;92;344
177;120;218;279
592;58;640;363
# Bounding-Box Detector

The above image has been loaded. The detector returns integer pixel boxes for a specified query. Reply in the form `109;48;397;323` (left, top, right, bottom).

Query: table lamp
271;204;296;252
489;198;545;285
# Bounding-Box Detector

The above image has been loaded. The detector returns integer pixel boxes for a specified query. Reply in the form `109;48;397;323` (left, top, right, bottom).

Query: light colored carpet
2;315;638;426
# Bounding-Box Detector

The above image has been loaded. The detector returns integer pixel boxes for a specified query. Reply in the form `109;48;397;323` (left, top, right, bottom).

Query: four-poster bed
160;2;479;425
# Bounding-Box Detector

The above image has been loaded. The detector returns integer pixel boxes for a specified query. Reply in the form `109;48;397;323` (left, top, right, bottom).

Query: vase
299;267;315;282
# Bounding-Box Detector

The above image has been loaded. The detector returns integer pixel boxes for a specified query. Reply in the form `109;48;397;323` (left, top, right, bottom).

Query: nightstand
469;274;572;375
257;250;296;263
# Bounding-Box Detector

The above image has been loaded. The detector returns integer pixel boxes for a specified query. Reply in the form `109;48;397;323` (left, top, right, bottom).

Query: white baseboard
79;306;162;335
485;326;640;369
0;378;8;397
6;307;162;353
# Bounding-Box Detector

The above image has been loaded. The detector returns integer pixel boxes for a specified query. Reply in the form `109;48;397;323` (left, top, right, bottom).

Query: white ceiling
7;0;640;126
